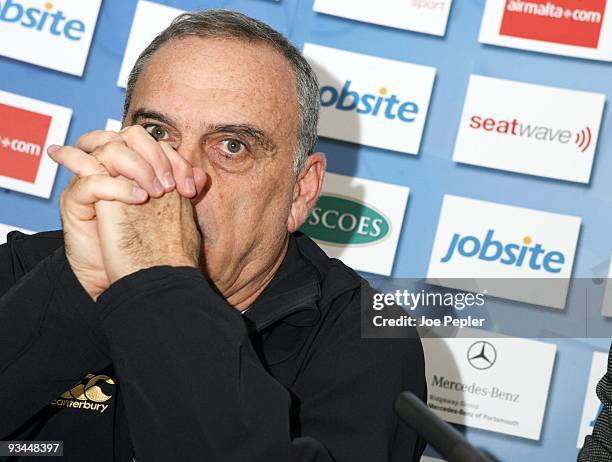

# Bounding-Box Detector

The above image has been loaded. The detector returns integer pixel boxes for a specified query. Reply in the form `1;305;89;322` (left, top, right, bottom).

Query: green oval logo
300;194;390;245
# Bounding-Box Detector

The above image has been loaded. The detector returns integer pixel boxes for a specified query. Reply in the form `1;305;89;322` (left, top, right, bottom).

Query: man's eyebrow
207;124;277;152
130;109;277;152
130;109;177;127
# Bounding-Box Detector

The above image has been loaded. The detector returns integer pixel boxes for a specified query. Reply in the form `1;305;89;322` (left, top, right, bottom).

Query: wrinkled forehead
130;36;299;137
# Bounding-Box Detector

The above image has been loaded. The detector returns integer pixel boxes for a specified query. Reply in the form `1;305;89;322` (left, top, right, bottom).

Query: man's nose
172;139;211;199
176;139;208;171
175;141;195;166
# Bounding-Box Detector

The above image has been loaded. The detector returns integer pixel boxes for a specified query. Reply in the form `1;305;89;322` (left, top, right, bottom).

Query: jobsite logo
0;0;101;75
499;0;607;48
426;194;581;308
319;80;421;124
303;43;436;155
0;102;50;183
440;229;567;274
468;114;594;153
0;1;89;40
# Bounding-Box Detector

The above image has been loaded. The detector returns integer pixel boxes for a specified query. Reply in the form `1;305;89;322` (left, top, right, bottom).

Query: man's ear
287;152;326;233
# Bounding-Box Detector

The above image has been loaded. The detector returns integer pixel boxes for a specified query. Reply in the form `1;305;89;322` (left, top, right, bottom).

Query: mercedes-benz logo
467;341;497;370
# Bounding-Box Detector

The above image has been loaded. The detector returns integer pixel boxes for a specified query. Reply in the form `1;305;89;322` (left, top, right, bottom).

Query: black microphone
395;392;496;462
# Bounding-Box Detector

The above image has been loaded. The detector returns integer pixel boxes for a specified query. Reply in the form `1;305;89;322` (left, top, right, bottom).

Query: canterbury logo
51;374;115;413
61;374;115;402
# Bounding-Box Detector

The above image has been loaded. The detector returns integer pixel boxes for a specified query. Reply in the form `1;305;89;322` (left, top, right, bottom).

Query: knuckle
95;140;123;160
74;129;96;146
94;164;109;176
82;174;103;190
107;132;123;144
122;125;165;161
77;130;118;149
121;124;147;142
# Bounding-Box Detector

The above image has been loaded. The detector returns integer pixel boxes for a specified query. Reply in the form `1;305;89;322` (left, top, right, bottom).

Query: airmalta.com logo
479;0;612;61
51;374;115;413
0;102;50;183
0;1;88;40
468;115;593;152
0;90;71;198
0;135;42;155
500;0;607;48
301;194;390;245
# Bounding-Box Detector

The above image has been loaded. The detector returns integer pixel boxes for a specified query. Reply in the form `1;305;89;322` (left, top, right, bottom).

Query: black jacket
0;230;426;461
579;343;612;461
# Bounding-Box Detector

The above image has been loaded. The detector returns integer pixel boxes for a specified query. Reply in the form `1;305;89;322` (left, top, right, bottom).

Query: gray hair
123;9;320;172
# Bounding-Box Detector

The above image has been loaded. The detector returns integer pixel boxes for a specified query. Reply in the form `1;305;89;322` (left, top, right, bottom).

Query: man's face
126;36;301;302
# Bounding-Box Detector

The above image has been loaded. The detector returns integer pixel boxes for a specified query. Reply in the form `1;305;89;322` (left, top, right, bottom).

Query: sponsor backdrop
0;0;611;460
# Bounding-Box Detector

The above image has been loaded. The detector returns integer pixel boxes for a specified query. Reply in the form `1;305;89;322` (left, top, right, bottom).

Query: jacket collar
242;233;322;333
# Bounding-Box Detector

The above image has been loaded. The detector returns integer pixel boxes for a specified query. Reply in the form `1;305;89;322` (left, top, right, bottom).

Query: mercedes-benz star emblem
467;341;497;370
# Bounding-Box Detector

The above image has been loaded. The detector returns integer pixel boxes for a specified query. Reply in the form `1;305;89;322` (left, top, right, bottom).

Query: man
579;344;612;461
0;10;426;461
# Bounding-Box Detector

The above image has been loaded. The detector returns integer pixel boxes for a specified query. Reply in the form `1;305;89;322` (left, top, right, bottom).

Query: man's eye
220;139;245;156
144;125;169;141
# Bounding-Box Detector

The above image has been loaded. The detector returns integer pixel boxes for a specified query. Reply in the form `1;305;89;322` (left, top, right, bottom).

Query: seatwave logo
0;1;87;40
453;75;605;184
320;81;419;122
469;115;593;152
440;229;565;273
301;194;390;245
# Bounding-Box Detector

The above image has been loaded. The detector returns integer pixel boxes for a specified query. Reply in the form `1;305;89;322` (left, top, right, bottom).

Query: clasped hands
48;125;207;301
